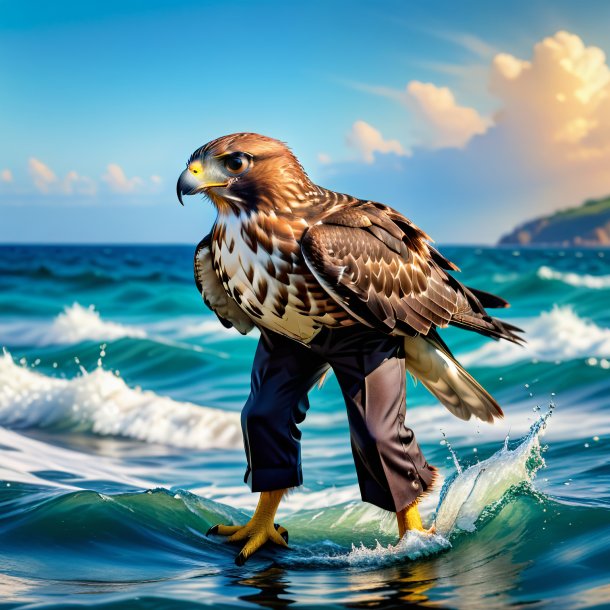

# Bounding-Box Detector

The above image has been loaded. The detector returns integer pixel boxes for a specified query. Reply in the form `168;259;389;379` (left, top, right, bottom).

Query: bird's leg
207;489;289;565
396;499;435;539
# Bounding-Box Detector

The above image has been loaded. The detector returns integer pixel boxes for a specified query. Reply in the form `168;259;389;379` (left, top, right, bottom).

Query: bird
177;132;523;565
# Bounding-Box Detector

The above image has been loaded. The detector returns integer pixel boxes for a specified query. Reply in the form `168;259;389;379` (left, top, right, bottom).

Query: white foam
538;266;610;289
0;352;242;450
0;303;146;346
0;426;154;490
434;416;546;535
343;531;451;566
460;306;610;366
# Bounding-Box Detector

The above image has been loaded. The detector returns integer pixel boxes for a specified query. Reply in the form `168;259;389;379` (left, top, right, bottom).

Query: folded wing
194;234;254;335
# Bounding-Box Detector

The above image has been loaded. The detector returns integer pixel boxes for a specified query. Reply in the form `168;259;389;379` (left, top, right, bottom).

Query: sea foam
538;266;610;289
460;305;610;366
0;351;241;450
0;303;146;346
281;414;548;568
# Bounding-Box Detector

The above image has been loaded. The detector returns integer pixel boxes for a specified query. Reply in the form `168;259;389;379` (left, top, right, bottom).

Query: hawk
177;133;522;565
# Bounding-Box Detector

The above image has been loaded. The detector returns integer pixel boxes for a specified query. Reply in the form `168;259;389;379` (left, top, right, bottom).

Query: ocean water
0;244;609;610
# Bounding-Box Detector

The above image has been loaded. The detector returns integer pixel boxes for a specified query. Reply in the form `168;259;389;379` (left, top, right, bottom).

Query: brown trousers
241;325;436;512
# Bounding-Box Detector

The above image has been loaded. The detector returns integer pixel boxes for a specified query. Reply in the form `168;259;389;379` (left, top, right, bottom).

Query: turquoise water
0;245;609;609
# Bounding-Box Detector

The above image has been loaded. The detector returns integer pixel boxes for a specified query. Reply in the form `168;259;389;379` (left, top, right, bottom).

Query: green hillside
498;195;610;246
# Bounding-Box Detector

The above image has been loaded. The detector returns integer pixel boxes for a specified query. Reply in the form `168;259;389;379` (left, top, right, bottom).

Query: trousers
240;325;436;512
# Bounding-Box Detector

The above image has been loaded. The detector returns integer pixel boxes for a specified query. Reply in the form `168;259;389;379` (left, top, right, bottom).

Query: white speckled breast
211;211;350;343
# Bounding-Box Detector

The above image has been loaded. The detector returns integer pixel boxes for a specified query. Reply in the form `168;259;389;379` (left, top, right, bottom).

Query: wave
0;352;241;450
459;305;610;366
538;266;610;289
0;416;549;573
0;303;146;346
277;414;549;567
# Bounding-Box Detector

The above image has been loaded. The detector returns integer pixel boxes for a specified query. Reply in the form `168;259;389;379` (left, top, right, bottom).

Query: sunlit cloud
28;158;58;193
28;158;97;196
317;152;332;165
490;31;610;169
326;31;610;241
346;120;407;163
405;81;490;149
102;163;144;194
63;171;97;196
1;169;13;183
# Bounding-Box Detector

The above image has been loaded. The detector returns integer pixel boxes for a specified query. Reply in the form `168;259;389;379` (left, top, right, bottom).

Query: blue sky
2;0;610;244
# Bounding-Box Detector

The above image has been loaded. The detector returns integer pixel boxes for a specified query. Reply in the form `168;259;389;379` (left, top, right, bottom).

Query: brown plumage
180;133;524;422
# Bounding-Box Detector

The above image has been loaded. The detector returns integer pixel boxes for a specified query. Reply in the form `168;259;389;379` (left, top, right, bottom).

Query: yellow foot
207;522;288;565
396;501;435;539
206;489;289;566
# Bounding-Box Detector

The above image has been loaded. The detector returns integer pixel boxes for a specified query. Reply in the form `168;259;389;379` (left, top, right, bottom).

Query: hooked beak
176;168;202;206
176;163;230;206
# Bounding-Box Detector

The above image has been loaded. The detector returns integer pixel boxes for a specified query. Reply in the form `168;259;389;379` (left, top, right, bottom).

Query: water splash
434;412;549;536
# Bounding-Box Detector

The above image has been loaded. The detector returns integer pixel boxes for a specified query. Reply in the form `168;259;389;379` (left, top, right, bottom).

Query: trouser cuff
244;464;303;491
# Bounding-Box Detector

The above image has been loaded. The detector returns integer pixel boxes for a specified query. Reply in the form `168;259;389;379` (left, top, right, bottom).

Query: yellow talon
206;489;289;566
397;500;434;539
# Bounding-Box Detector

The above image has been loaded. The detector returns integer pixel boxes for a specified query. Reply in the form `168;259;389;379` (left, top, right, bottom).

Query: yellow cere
189;160;203;175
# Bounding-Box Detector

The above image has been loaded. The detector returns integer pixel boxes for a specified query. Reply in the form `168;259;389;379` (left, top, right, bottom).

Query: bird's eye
224;153;251;175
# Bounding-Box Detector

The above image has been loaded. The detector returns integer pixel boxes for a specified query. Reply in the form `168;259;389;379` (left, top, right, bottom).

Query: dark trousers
241;325;436;512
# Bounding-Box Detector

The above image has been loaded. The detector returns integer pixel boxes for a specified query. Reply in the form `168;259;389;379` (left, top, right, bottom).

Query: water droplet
593;436;600;442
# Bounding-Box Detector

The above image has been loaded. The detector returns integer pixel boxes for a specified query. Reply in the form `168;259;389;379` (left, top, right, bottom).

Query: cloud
63;171;97;196
346;120;407;163
28;158;97;196
344;80;489;150
1;169;13;183
405;81;490;149
29;158;58;193
324;31;610;243
489;31;610;169
102;163;144;194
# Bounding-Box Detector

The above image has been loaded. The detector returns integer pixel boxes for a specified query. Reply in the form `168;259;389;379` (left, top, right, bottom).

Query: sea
0;244;609;610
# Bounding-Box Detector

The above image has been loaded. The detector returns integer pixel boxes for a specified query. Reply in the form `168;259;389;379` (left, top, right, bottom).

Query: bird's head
177;133;310;213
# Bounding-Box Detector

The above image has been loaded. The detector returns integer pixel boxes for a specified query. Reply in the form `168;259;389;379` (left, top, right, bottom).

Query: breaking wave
279;413;549;568
460;305;610;366
0;303;146;346
0;351;241;450
537;266;610;289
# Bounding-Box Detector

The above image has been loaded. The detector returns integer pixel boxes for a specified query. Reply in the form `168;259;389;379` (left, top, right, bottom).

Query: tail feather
403;335;503;423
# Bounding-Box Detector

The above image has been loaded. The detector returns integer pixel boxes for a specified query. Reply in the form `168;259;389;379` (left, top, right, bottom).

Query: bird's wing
301;201;522;342
194;234;254;335
403;332;503;422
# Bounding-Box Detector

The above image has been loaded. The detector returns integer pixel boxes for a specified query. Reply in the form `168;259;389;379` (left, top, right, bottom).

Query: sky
1;0;610;244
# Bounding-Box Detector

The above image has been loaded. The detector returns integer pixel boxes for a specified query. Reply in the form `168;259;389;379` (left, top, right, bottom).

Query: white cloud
63;170;97;196
28;158;96;196
102;163;144;194
405;81;490;149
1;169;12;183
29;158;58;193
317;153;332;165
489;31;610;170
346;120;407;163
326;31;610;242
345;80;489;150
